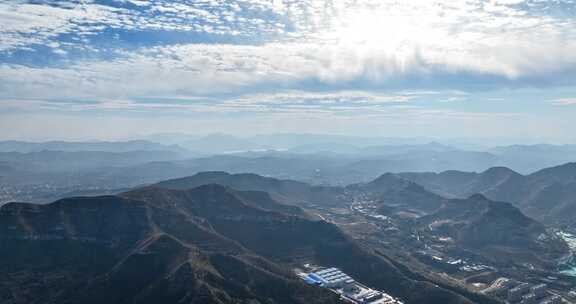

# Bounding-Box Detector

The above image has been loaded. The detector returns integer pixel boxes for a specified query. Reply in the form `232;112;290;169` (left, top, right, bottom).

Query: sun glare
314;3;446;74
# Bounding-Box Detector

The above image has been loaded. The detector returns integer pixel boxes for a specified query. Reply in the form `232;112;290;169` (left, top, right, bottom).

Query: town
482;278;563;304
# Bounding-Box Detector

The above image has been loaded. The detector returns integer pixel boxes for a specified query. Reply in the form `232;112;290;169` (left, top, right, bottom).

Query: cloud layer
1;0;576;139
2;1;576;96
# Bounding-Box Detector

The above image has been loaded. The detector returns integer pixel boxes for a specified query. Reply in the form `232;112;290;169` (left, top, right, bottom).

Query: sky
0;0;575;142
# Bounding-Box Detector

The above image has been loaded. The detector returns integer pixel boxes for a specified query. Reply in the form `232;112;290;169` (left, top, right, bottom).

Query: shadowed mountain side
0;184;491;304
150;171;569;267
0;192;339;304
154;171;346;206
349;173;446;214
416;194;570;267
400;163;576;227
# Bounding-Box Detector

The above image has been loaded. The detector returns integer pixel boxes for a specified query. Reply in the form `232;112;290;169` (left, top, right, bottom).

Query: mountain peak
373;172;405;183
481;166;520;177
154;171;234;190
467;193;489;201
194;171;233;178
361;173;411;193
420;194;570;263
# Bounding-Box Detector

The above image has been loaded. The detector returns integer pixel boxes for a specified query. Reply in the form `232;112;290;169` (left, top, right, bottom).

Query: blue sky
0;0;575;142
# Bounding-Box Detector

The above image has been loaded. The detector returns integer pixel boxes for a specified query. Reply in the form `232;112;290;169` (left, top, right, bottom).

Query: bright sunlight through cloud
1;0;576;140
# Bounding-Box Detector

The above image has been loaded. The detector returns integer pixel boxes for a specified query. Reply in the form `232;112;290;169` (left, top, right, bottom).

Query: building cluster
306;268;355;288
298;267;403;304
482;278;564;304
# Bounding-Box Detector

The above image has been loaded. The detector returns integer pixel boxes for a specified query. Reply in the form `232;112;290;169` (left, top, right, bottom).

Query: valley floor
301;198;576;304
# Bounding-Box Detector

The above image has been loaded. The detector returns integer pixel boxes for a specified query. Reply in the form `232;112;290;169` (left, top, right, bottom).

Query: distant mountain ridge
400;162;576;227
155;171;346;206
0;140;187;153
156;171;444;213
3;138;576;206
348;173;446;214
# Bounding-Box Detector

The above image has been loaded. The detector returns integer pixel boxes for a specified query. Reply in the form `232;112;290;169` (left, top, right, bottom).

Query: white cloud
1;0;576;118
0;0;290;51
0;90;457;116
0;2;125;51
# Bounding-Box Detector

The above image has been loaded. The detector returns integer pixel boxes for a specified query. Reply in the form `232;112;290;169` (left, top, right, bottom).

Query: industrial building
520;293;536;304
508;283;531;302
483;278;518;297
482;278;567;304
298;267;403;304
540;295;562;304
307;268;356;288
531;284;547;298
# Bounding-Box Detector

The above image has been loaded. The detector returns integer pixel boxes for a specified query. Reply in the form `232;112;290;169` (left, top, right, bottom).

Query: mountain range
400;163;576;228
3;138;576;205
416;194;569;267
0;184;491;304
154;171;346;207
2;163;573;303
153;171;570;266
0;140;187;154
